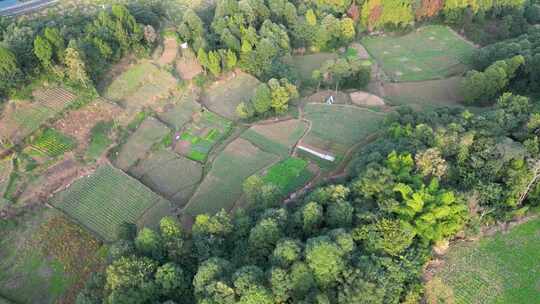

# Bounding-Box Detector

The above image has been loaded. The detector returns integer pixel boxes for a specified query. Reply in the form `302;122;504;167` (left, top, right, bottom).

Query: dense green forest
1;0;539;303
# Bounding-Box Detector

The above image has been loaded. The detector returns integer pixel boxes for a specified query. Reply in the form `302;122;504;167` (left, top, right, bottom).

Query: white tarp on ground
298;145;335;162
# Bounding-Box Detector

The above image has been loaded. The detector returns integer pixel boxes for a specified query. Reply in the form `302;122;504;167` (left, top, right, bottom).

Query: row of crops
31;128;76;157
50;165;166;241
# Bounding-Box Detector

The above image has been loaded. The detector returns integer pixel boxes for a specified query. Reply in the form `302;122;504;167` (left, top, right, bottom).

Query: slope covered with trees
77;89;540;303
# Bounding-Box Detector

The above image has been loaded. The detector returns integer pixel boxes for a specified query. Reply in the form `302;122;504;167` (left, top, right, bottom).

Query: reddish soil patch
349;91;386;107
175;140;192;155
176;49;203;80
18;156;97;205
349;43;371;59
53;99;122;151
158;37;178;65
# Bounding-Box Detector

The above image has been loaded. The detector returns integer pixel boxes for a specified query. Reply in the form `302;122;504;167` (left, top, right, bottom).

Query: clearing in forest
130;148;203;208
361;25;475;82
114;117;171;171
158;37;178;66
201;72;260;120
174;110;232;163
0;207;104;304
176;49;203;80
430;217;540;304
184;138;279;216
284;52;338;82
301;103;385;159
103;60;177;120
241;119;308;158
50;165;170;241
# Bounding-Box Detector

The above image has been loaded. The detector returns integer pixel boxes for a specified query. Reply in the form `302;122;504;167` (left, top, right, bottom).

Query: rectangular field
361;25;475;82
183;138;279;216
432;217;540;304
50;165;168;241
115;117;171;171
302;104;385;157
129;149;203;207
383;76;464;106
241;119;308;158
174;110;232;163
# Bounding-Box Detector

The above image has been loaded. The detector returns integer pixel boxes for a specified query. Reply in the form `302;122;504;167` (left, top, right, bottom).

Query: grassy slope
362;25;475;82
303;104;385;156
435;217;540;304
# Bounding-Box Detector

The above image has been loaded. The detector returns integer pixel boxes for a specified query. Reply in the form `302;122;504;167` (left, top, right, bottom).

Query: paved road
0;0;58;16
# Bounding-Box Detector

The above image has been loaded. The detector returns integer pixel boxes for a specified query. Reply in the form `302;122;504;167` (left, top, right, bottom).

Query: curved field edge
430;217;540;304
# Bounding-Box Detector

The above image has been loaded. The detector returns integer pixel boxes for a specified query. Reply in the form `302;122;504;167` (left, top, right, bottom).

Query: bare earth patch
349;43;370;59
53;99;122;151
349;91;386;107
158;37;178;66
176;49;203;80
305;90;351;104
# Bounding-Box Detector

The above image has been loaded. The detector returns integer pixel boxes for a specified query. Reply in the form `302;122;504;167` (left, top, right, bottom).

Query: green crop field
432;217;540;304
50;165;167;241
362;25;475;82
302;104;385;156
202;72;260;120
184;138;279;216
31;128;76;158
130;149;203;207
262;157;314;196
241;119;308;158
115;117;171;171
175;110;232;163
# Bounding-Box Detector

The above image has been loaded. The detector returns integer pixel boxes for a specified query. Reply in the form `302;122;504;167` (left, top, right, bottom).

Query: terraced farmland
175;110;232;162
115;117;171;171
130;149;203;207
241;119;308;158
0;87;77;144
50;165;169;241
184;138;279;216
